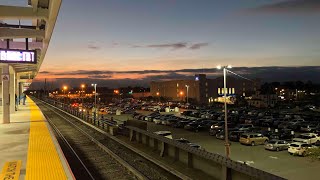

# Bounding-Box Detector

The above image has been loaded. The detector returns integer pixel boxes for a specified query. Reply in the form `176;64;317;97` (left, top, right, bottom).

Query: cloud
39;71;51;74
189;43;209;50
131;42;209;50
147;42;188;50
32;66;320;89
87;44;100;50
247;0;320;14
88;75;112;79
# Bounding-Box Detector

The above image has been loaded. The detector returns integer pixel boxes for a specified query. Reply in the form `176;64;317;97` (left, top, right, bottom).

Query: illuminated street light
91;84;97;115
185;85;189;104
81;84;85;105
217;65;232;159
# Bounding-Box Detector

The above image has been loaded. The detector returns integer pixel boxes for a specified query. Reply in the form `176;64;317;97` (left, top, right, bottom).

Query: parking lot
110;112;320;180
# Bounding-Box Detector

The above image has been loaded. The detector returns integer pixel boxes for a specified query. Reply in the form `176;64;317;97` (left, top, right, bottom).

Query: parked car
175;138;191;144
288;142;315;156
154;131;173;139
292;133;320;144
239;133;269;146
264;140;290;151
216;131;225;140
229;131;247;142
188;143;204;150
173;120;190;128
184;121;205;132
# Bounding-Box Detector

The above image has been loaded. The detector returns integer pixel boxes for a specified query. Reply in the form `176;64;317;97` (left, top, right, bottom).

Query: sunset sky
3;0;320;88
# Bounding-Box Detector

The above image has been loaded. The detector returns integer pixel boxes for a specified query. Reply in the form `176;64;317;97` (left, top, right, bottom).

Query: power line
226;69;253;82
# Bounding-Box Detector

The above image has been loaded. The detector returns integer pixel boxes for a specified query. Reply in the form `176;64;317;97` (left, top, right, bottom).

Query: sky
2;0;320;88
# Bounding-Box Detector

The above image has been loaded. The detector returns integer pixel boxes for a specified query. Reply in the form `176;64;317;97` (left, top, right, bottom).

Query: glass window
218;88;221;94
232;88;235;94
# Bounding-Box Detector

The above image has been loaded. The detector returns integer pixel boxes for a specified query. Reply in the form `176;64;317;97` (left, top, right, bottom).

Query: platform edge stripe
0;160;22;180
25;98;67;180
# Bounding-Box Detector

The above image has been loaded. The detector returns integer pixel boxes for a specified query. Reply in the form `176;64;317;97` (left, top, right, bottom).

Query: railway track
34;98;180;180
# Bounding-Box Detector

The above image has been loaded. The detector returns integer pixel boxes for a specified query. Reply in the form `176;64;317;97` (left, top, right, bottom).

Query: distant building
132;92;151;99
150;74;260;104
247;91;278;108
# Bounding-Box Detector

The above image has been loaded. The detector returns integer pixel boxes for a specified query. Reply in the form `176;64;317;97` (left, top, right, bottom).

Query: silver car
264;140;289;151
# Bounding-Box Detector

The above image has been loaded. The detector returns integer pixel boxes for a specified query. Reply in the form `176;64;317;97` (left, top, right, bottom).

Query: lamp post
91;84;97;115
63;86;67;104
185;85;189;104
156;92;160;103
179;91;184;102
81;84;85;105
217;65;232;159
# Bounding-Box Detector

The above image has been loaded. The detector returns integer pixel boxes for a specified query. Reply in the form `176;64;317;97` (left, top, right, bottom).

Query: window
177;83;179;87
232;88;235;94
218;88;221;94
229;88;231;94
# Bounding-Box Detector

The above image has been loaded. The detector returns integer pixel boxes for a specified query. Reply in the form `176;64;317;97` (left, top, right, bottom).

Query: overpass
0;0;62;123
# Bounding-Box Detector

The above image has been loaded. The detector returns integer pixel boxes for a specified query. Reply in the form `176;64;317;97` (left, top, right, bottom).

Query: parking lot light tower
91;84;97;114
217;65;232;159
185;85;189;103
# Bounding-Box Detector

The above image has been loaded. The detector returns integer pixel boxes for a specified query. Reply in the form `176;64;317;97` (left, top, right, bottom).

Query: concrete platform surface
0;98;74;180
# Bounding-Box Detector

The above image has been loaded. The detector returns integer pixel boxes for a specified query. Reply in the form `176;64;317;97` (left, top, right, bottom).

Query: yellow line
26;98;67;180
0;160;21;180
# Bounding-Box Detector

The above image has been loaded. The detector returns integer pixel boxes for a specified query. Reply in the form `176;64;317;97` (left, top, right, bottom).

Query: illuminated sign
0;49;36;64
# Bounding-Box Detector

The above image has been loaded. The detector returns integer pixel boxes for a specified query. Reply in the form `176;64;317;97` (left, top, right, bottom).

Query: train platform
0;97;74;180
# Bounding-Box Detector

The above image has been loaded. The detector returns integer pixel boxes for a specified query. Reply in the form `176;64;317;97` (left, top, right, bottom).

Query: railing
127;127;286;180
41;97;122;135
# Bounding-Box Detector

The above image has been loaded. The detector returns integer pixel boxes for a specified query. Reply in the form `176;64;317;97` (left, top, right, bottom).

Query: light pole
217;65;232;159
156;92;160;103
185;85;189;104
91;84;97;114
63;86;67;104
81;84;85;105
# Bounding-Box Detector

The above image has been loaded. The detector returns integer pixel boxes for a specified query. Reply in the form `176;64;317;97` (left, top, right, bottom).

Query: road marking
0;160;22;180
269;156;278;159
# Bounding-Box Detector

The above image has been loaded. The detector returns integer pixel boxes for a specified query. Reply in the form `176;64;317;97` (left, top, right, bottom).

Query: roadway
109;112;320;180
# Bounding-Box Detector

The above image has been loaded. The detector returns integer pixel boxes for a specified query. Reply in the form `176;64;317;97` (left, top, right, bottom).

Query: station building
150;74;260;104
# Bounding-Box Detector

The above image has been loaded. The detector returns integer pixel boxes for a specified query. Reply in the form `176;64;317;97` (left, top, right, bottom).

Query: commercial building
150;74;260;104
247;91;278;108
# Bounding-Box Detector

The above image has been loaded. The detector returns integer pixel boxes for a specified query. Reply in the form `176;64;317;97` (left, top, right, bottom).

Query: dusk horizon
30;65;320;89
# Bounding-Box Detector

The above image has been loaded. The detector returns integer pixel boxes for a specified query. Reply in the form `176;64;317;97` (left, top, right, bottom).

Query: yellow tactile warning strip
0;160;21;180
25;99;67;180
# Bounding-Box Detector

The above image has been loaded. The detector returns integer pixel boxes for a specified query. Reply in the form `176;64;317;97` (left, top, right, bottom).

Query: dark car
173;120;190;128
269;130;294;141
229;131;247;142
184;121;205;132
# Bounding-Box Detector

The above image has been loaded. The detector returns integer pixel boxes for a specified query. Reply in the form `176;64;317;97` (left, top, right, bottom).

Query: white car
288;142;315;156
154;131;173;139
293;133;320;144
153;117;162;124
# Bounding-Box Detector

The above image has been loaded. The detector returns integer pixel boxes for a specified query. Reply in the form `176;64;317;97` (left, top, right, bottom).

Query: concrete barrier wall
128;126;285;180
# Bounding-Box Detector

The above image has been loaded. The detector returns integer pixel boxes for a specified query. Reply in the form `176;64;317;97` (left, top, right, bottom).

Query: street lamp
81;84;85;105
185;85;189;104
63;86;67;104
156;92;160;103
91;84;97;115
217;65;232;159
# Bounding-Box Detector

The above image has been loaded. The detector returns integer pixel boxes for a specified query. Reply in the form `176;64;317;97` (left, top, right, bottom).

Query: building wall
150;74;261;104
150;80;199;102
